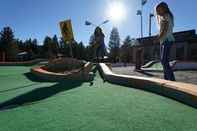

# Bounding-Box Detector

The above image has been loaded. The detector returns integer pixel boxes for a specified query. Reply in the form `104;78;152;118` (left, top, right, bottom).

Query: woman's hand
153;36;160;44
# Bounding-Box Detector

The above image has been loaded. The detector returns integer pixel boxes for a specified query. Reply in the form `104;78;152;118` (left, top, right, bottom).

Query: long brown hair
156;2;174;25
94;27;105;37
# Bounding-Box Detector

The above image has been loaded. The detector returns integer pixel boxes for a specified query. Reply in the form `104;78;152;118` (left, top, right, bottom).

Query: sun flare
107;1;127;24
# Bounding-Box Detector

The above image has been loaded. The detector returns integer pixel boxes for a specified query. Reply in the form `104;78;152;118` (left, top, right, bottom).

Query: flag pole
69;41;73;58
141;4;143;38
149;13;154;36
140;0;148;38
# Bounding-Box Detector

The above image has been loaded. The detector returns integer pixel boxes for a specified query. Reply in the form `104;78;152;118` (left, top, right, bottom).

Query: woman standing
93;27;106;62
155;2;175;81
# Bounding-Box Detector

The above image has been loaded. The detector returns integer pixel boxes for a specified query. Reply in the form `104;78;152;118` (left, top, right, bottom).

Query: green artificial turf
150;62;163;70
0;66;197;131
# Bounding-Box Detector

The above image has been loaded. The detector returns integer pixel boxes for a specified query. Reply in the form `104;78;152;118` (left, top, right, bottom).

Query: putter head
102;20;109;24
99;20;109;26
85;21;92;26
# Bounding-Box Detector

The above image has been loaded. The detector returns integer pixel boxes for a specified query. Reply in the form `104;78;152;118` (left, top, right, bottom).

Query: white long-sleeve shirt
158;14;175;44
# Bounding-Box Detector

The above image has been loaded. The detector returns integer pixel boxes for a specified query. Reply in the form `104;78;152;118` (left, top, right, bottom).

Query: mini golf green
0;65;197;131
150;62;163;70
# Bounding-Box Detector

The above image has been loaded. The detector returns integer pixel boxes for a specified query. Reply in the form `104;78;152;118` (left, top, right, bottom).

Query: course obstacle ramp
31;58;93;82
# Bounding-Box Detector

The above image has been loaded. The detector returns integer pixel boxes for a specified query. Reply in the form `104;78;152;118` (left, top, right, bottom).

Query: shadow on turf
0;64;100;111
0;80;83;111
0;72;63;94
0;83;40;94
0;72;96;111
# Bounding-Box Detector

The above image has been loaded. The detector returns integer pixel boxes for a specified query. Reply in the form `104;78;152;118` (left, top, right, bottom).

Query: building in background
131;30;197;64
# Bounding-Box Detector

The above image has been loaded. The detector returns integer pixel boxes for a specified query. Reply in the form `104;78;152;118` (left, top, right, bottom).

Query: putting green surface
0;66;197;131
150;62;163;69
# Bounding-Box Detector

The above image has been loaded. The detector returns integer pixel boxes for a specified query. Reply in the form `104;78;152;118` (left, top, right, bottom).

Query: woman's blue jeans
96;45;105;59
160;41;175;81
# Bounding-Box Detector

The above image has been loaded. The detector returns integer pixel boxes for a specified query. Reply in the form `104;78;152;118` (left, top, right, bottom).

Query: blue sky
0;0;197;45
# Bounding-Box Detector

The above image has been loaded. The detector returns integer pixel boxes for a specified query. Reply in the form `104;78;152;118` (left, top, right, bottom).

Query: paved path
112;66;197;85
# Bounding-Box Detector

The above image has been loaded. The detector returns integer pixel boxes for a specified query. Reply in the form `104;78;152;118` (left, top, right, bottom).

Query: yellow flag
59;19;74;42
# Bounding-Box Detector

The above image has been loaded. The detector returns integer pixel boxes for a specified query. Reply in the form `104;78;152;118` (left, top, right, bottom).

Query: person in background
155;2;175;81
93;27;106;63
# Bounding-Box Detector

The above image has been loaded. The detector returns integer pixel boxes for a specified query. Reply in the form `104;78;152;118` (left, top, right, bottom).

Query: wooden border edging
99;63;197;108
31;62;93;82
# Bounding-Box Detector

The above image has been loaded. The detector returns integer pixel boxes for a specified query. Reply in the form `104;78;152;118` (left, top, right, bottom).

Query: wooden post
135;47;143;71
3;52;5;62
69;41;73;58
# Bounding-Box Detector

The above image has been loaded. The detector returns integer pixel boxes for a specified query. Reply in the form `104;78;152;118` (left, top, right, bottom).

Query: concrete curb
99;63;197;108
141;68;163;72
31;62;93;82
141;61;197;71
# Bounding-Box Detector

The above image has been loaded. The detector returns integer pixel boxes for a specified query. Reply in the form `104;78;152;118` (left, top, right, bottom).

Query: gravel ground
112;66;197;85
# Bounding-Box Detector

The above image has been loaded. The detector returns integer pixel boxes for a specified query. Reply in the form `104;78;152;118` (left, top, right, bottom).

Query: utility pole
137;0;147;38
149;13;154;36
137;10;143;38
141;7;143;38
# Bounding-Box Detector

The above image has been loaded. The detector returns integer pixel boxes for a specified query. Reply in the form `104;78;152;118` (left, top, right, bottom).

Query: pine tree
16;39;24;52
43;36;53;59
84;34;95;61
59;37;70;57
108;27;120;62
32;39;38;55
52;35;59;55
120;36;132;64
0;27;18;61
78;41;85;60
89;34;95;46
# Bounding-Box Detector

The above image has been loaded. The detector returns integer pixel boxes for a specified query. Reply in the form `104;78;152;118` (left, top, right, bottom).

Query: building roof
136;30;197;47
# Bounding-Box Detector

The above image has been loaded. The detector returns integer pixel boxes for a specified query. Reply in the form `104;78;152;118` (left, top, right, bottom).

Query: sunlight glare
107;1;127;24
